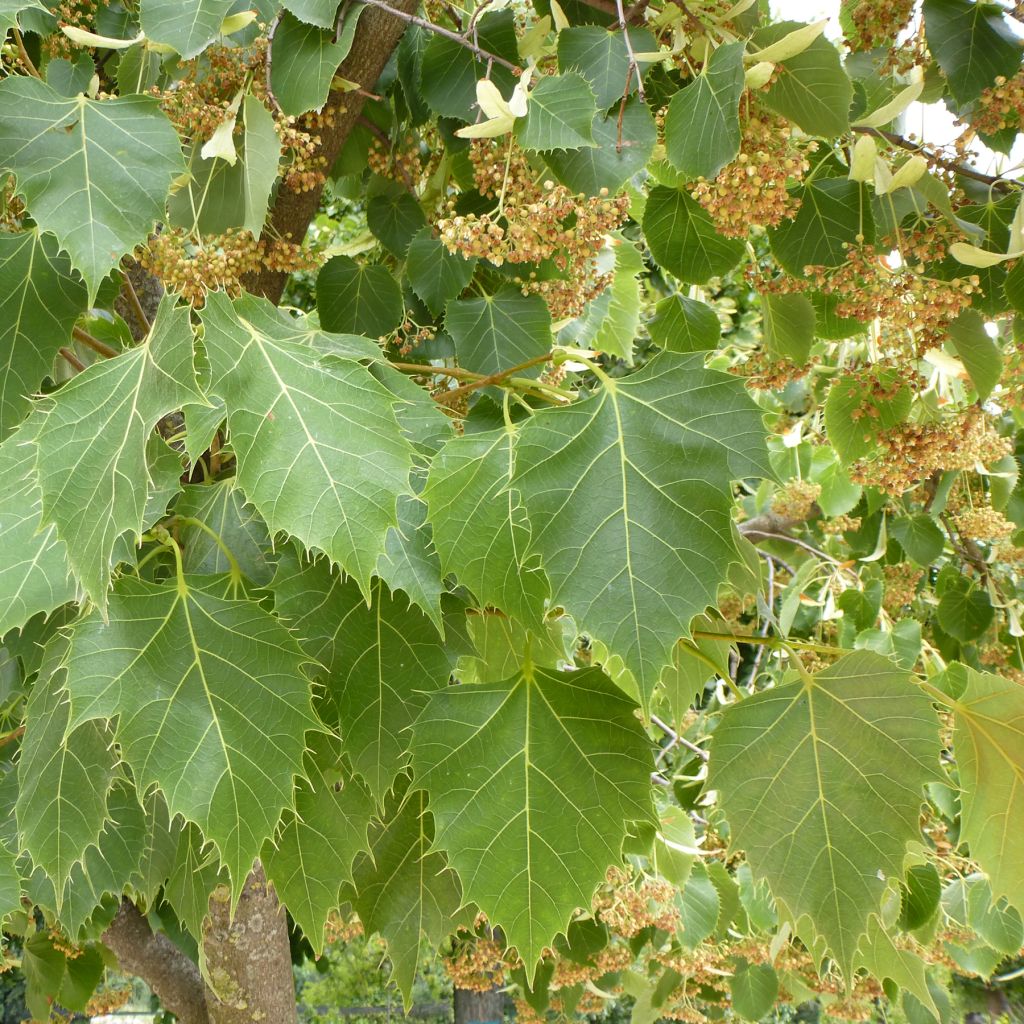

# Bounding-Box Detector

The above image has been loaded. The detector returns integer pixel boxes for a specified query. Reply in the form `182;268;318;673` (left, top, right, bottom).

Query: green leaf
664;42;744;181
64;575;320;893
367;190;428;258
857;917;939;1017
762;291;816;363
890;515;945;565
0;838;22;923
269;553;451;803
899;864;942;930
752;21;852;135
517;72;597;151
241;95;282;237
923;0;1021;105
0;79;184;301
513;353;768;705
201;291;414;593
937;578;993;641
350;779;467;1007
648;294;721;352
730;961;779;1020
947;309;1003;400
643;186;745;284
593;236;643;361
824;368;911;464
708;650;942;977
556;26;656;110
677;863;720;947
424;426;549;627
283;0;339;27
410;663;653;971
0;0;48;35
139;0;234;58
263;734;374;954
16;636;116;904
406;226;477;316
175;479;275;585
35;297;201;606
446;289;551;377
420;10;518;121
952;667;1024;907
545;97;656;196
270;8;362;117
375;493;446;631
317;255;405;338
165;821;225;938
0;229;87;441
770;179;874;277
0;414;77;637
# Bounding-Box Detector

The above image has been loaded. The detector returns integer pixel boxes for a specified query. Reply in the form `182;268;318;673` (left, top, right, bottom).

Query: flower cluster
592;865;680;938
689;107;812;237
883;563;923;612
969;71;1024;137
771;479;822;521
850;412;1012;493
953;504;1016;541
844;0;916;51
45;0;99;58
436;140;629;319
139;228;319;305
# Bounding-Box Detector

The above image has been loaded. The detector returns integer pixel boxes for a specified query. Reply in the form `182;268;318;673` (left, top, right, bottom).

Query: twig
59;346;87;372
265;14;282;113
121;271;151;334
72;325;119;359
356;0;520;72
852;126;1015;194
439;352;554;401
737;529;844;566
0;726;25;749
651;714;709;762
11;28;41;78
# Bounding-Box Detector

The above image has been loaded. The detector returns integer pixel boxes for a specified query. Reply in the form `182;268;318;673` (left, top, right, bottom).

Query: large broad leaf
0;414;77;637
446;289;552;377
0;79;184;300
350;779;467;1007
0;838;22;923
64;575;320;893
283;0;339;27
200;291;414;594
545;97;656;197
516;73;597;151
410;663;653;972
923;0;1021;105
269;550;452;803
643;186;744;284
316;255;405;337
424;425;548;628
0;230;87;441
375;492;446;632
35;297;202;607
270;8;363;116
708;650;942;978
0;0;48;34
752;22;852;136
512;352;768;706
139;0;234;58
770;179;874;277
648;294;721;352
952;666;1024;909
16;636;116;905
664;42;744;181
263;735;374;954
176;479;275;585
556;25;656;110
419;10;518;121
164;821;226;938
762;291;816;363
406;226;477;317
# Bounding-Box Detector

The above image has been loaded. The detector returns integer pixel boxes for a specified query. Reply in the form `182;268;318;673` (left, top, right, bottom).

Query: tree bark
103;901;210;1024
202;864;299;1024
247;0;420;303
454;986;505;1024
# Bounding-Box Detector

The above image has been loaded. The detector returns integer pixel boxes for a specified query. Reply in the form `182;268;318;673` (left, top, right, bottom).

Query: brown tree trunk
454;986;505;1024
202;864;299;1024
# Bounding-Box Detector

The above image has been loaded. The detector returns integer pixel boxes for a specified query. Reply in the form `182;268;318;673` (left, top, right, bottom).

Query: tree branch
103;901;210;1024
246;0;423;303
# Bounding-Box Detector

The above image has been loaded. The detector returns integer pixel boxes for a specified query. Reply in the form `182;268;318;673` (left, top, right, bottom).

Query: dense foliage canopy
2;0;1024;1019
